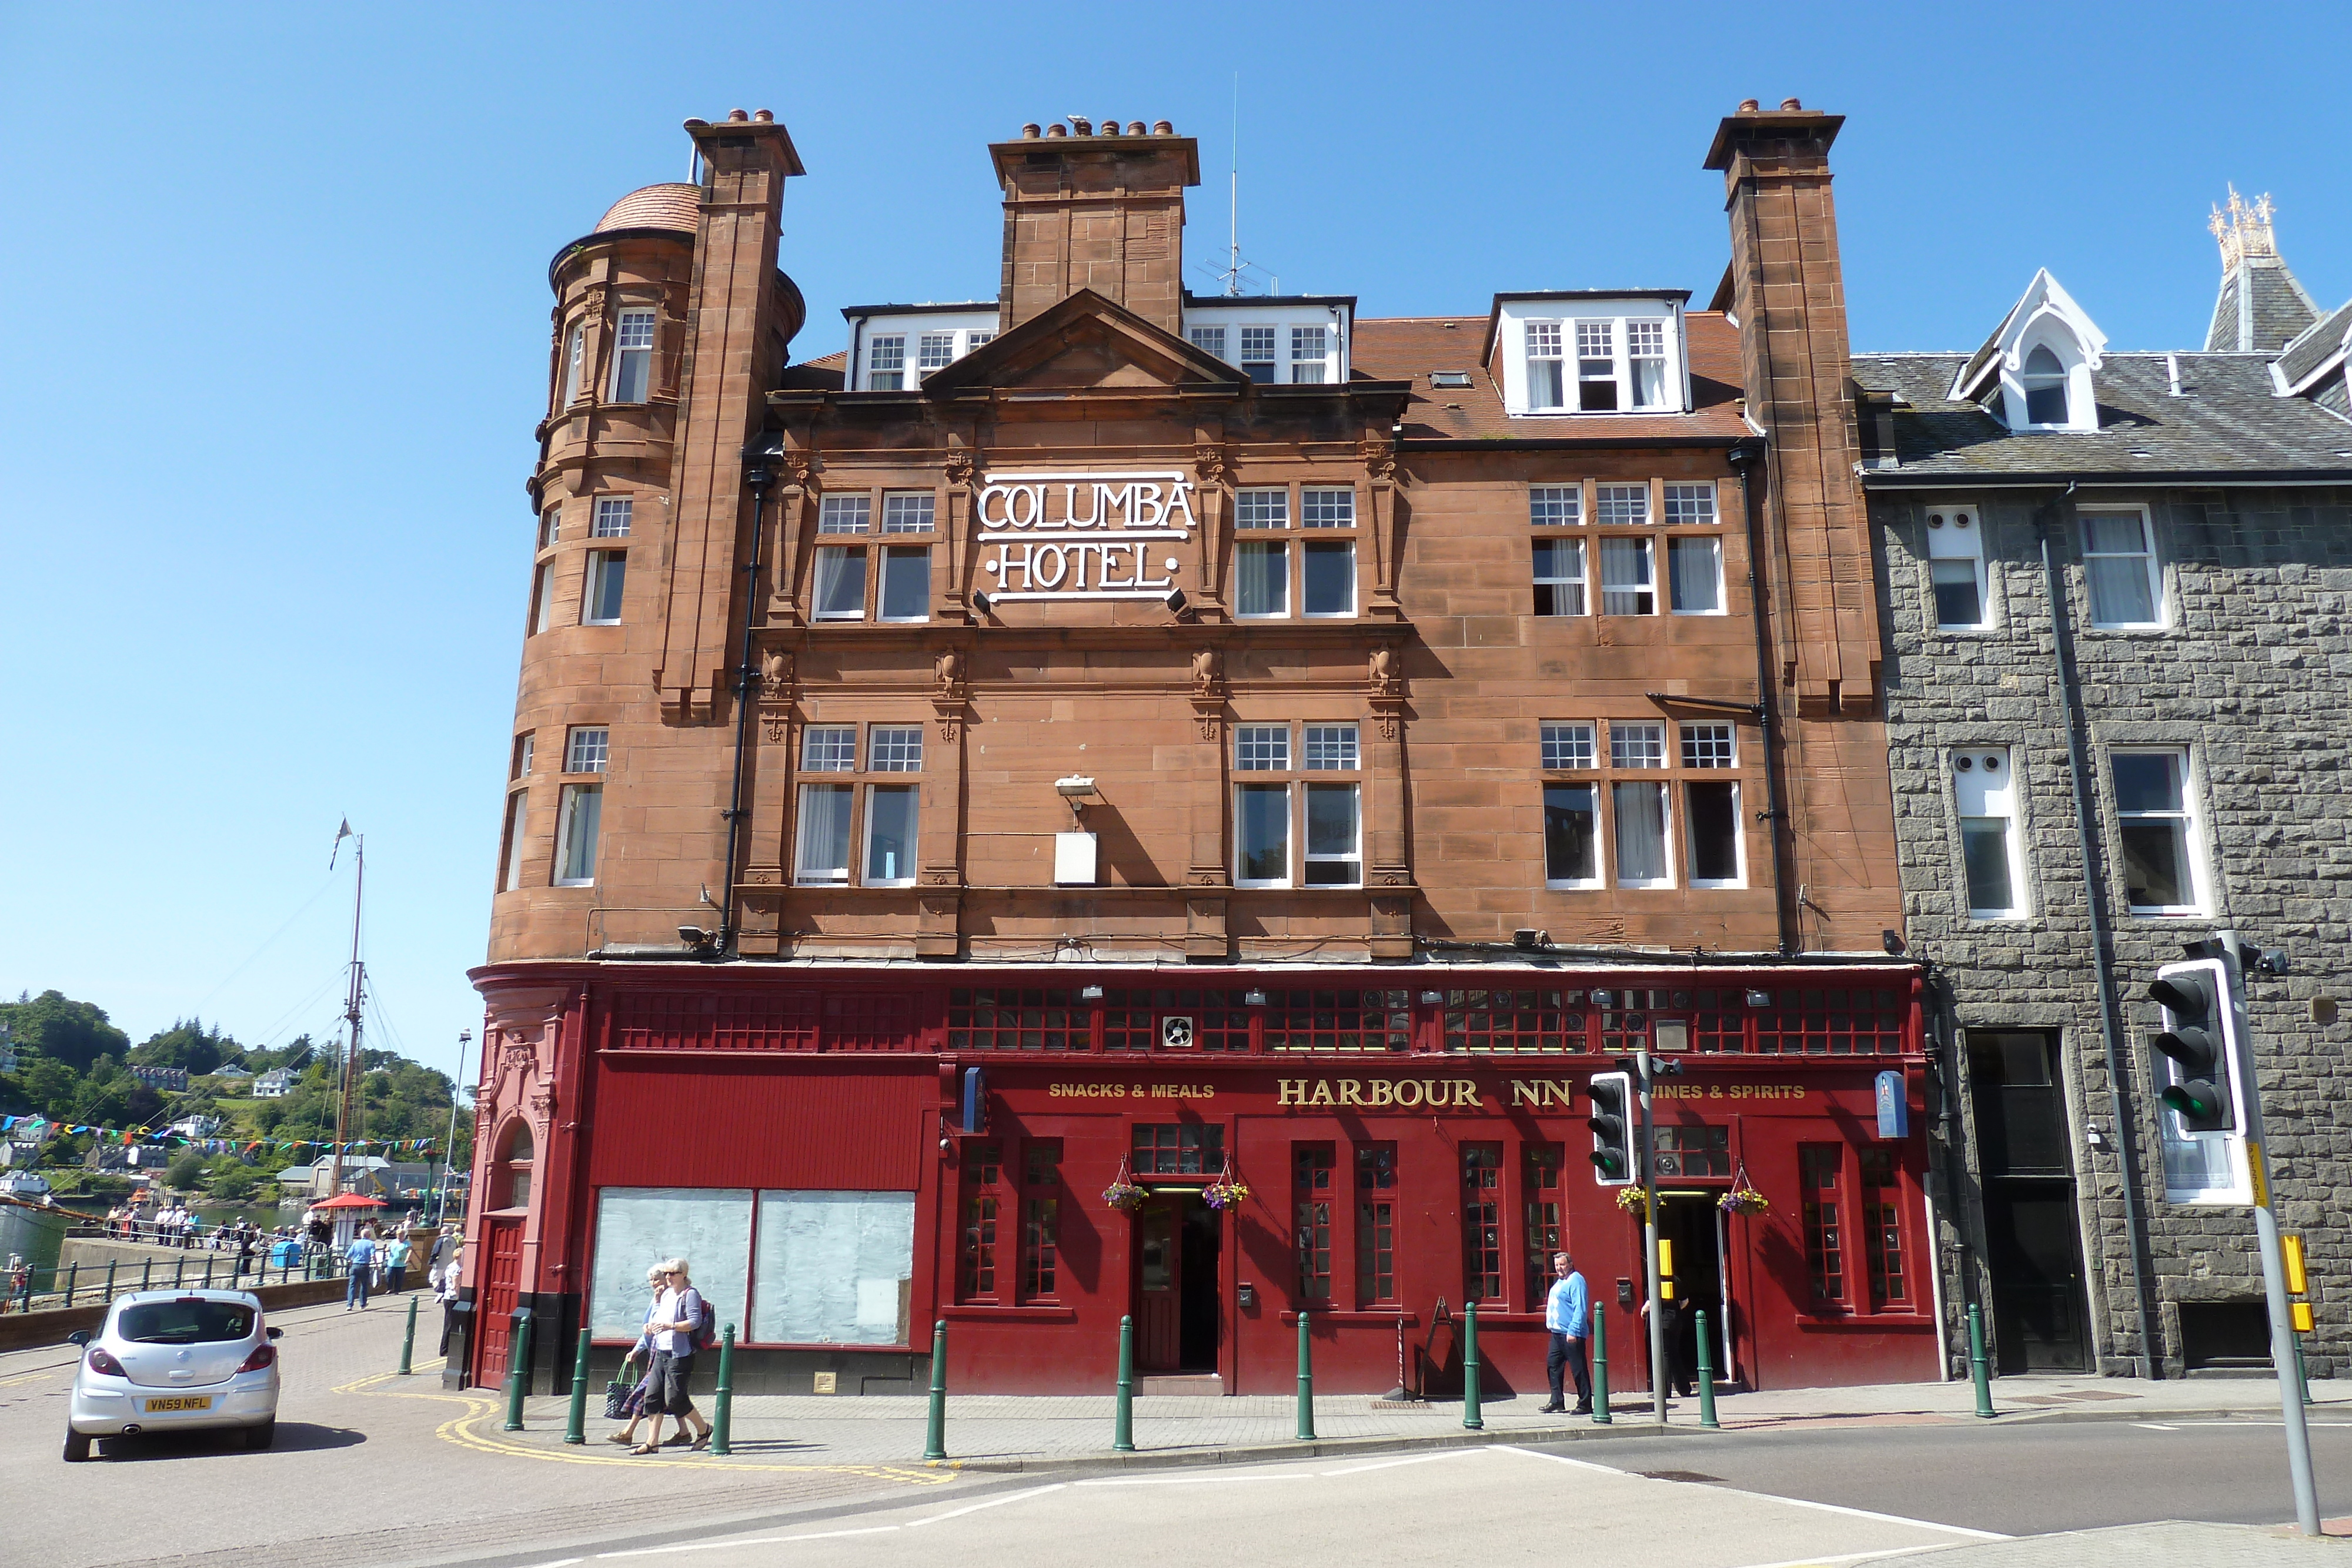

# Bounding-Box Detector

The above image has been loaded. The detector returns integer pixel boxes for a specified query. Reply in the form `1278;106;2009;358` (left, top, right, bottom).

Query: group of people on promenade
605;1259;714;1456
342;1222;460;1309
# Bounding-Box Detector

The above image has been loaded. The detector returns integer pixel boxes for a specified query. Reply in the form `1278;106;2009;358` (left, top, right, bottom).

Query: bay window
553;783;602;887
609;309;656;403
582;551;626;625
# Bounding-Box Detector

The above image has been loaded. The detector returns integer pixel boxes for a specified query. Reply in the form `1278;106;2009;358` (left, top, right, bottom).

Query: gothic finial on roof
2210;184;2278;273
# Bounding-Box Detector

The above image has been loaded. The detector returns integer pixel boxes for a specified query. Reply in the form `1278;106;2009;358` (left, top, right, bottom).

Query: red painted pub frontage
461;964;1938;1399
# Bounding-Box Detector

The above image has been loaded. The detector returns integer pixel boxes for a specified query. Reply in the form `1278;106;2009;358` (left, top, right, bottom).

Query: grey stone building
1853;194;2352;1380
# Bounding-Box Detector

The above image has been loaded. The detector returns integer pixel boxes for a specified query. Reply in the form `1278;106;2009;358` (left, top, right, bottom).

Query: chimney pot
752;108;773;123
1070;116;1093;135
1044;122;1067;137
684;118;710;129
1100;117;1121;135
1738;99;1760;113
1021;123;1042;138
727;108;749;122
1127;121;1147;135
1779;97;1802;111
1152;119;1173;135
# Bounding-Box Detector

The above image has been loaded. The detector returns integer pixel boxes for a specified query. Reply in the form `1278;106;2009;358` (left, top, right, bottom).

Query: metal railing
2;1249;349;1316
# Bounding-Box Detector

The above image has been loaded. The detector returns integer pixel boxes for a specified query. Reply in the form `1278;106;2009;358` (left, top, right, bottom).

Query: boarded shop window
1800;1145;1845;1303
948;989;1085;1051
1859;1146;1907;1308
1652;1124;1730;1178
1523;1145;1563;1309
1103;989;1252;1052
1462;1144;1504;1304
1020;1141;1062;1302
1132;1124;1224;1176
957;1144;1003;1303
1265;989;1412;1054
1294;1144;1335;1302
587;1188;753;1341
751;1190;915;1345
1443;991;1588;1054
1356;1144;1398;1306
1753;989;1907;1055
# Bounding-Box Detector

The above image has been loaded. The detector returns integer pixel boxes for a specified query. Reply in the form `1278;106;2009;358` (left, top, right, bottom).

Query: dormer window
2022;346;2069;425
1496;297;1688;417
1526;323;1565;409
1576;322;1618;410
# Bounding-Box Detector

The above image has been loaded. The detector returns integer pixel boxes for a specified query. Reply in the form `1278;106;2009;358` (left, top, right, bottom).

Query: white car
64;1289;283;1460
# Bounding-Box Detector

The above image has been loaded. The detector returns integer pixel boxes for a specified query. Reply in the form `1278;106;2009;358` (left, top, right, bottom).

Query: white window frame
563;726;609;774
539;504;562;551
1301;539;1355;618
1290;325;1331;385
867;334;907;391
1599;537;1655;616
880;492;935;533
1575;320;1619;412
1542;781;1603;891
609;308;656;403
1300;487;1354;529
562;322;586;406
2110;746;2206;916
1684;779;1744;889
1238;326;1278;383
1499;301;1687;416
1188;325;1227;361
915;332;956;382
1540;721;1596;772
1533;536;1587;616
1302;723;1359;773
592;497;633;538
868;726;924;773
813;545;868;621
1301;781;1361;887
1953;748;2027;920
861;784;919;887
800;726;857;773
529;564;553;636
1234;783;1292;888
1679;723;1735;769
500;791;527;893
794;783;853;885
1234;488;1289;530
1661;483;1716;526
878;545;931;623
1625;318;1672;410
818;494;872;534
1609;721;1666;770
553;783;602;887
1234;724;1290;772
1666;535;1724;615
515;733;535;778
2081;507;2163;629
582;550;626;626
1611;780;1673;890
1525;321;1566;410
1235;539;1290;619
1926;503;1993;631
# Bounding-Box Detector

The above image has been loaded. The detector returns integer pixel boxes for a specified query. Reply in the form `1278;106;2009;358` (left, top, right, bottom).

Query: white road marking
2132;1422;2180;1430
904;1483;1065;1527
1491;1443;2009;1541
600;1527;900;1557
1727;1550;1944;1568
1318;1449;1483;1476
1075;1472;1317;1486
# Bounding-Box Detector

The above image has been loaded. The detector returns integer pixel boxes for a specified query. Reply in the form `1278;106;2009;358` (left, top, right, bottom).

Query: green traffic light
2160;1084;2213;1118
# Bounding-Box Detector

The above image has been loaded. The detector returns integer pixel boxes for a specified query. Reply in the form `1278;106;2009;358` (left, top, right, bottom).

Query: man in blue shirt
1540;1252;1592;1415
345;1228;377;1312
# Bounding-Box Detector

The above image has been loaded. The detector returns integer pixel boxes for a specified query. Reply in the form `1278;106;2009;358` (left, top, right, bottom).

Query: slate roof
1852;351;2352;481
2277;300;2352;392
1351;311;1750;443
2206;256;2323;353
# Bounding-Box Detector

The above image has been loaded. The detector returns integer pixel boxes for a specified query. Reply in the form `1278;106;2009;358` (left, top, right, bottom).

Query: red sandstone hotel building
458;101;1936;1402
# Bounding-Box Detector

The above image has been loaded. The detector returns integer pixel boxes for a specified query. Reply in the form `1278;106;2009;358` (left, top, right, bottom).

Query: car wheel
63;1428;92;1463
246;1419;276;1452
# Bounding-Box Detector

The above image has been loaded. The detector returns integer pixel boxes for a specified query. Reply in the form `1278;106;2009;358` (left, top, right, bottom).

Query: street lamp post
430;1029;471;1228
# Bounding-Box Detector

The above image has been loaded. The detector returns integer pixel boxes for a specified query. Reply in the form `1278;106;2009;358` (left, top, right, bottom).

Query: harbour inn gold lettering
1273;1078;1574;1111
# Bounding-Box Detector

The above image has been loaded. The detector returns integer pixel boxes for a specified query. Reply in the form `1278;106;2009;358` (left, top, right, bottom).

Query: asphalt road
1539;1415;2352;1536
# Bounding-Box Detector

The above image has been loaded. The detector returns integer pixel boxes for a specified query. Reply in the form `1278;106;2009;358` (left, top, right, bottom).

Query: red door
1136;1201;1181;1370
474;1217;523;1388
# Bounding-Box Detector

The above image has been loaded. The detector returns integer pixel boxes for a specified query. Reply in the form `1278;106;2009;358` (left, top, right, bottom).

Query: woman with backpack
633;1258;713;1455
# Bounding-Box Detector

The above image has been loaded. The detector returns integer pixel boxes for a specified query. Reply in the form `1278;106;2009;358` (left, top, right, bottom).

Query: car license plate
143;1396;213;1413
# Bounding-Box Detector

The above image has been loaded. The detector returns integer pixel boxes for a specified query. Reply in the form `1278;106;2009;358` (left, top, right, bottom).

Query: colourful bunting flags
0;1113;434;1156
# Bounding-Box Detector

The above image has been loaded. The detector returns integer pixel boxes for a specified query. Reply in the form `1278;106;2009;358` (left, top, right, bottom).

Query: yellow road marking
335;1367;950;1485
0;1369;61;1388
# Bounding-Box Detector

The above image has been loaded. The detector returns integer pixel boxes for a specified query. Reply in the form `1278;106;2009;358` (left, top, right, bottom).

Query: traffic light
2149;958;2239;1136
1588;1071;1634;1186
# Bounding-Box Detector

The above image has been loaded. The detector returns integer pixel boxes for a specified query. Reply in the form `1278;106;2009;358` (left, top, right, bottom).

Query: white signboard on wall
976;469;1194;601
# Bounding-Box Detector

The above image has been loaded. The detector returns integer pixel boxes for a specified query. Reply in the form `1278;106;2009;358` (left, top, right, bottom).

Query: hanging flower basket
1614;1186;1651;1218
1102;1154;1146;1213
1720;1161;1769;1216
1201;1156;1250;1210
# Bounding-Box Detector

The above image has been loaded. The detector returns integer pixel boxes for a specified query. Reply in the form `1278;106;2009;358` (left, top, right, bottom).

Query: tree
165;1149;206;1192
132;1018;236;1077
205;1156;258;1201
0;991;130;1075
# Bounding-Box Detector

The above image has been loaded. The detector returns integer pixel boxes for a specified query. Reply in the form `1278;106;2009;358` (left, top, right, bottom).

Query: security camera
1164;588;1187;614
970;590;993;615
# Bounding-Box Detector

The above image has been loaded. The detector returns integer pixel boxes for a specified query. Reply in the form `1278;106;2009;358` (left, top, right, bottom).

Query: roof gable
918;289;1242;394
1950;269;2109;403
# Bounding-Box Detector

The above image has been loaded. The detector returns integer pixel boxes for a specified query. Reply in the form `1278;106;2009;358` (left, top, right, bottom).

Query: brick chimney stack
991;120;1200;336
1706;99;1879;720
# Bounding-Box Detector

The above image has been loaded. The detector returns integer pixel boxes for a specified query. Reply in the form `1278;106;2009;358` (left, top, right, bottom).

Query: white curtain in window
796;784;853;882
1669;536;1720;613
2083;516;2155;624
1613;781;1667;884
814;548;867;618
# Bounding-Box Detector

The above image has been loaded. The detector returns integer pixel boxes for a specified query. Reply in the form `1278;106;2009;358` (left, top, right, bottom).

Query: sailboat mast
328;836;365;1199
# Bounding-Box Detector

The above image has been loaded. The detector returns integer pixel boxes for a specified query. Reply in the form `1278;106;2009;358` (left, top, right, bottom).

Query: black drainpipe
717;447;775;956
2035;482;2159;1378
1729;441;1797;956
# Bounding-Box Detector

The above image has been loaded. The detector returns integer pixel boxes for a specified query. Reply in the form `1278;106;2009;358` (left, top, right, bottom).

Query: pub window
1103;989;1252;1052
1443;990;1588;1054
1652;1124;1730;1178
1355;1144;1398;1306
1265;989;1413;1054
1522;1145;1564;1309
1533;537;1587;616
947;988;1086;1051
867;333;906;390
494;1120;534;1210
1132;1123;1224;1176
1020;1139;1063;1302
1753;988;1909;1056
957;1142;1004;1303
610;308;656;403
1859;1145;1907;1309
1294;1144;1335;1302
1799;1144;1845;1304
1462;1144;1504;1305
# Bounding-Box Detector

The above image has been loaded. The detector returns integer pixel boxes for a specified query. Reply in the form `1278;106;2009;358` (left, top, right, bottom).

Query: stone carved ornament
935;647;964;692
1191;646;1224;695
943;450;975;487
1369;645;1402;693
760;647;793;697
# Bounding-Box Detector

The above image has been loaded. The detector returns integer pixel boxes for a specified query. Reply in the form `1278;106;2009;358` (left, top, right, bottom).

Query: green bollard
1462;1300;1484;1430
1591;1302;1612;1424
503;1315;532;1432
105;1260;118;1303
141;1259;153;1292
922;1320;948;1461
64;1262;78;1308
563;1329;590;1444
1296;1310;1316;1440
1695;1309;1719;1430
174;1257;185;1289
203;1258;215;1289
1114;1315;1136;1453
399;1295;418;1375
2296;1338;2313;1408
710;1325;735;1455
1967;1303;1995;1419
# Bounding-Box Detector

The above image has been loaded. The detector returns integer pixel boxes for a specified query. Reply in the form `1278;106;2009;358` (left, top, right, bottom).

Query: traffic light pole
2217;931;2319;1536
1638;1045;1666;1426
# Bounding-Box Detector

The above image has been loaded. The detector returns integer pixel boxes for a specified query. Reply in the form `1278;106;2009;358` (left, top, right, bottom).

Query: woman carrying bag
605;1265;669;1446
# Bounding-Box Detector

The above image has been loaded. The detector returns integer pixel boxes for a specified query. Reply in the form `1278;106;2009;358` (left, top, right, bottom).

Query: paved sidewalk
493;1370;2351;1472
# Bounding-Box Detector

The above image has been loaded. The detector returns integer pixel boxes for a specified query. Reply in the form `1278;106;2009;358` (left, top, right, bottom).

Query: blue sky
2;2;2346;1074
